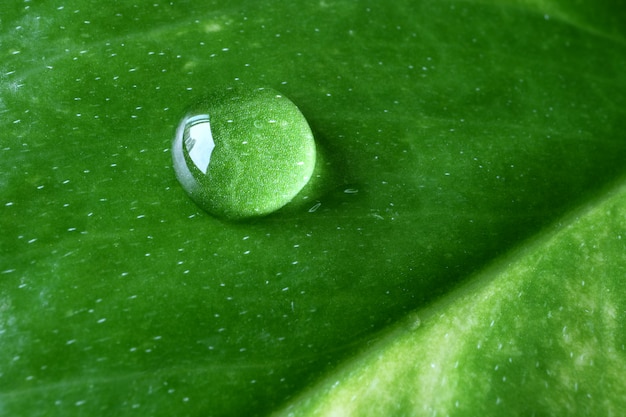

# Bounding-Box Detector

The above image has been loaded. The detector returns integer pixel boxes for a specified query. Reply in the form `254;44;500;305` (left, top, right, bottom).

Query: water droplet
172;87;316;219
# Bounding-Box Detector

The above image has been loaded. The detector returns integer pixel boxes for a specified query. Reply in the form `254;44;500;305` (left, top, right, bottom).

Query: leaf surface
1;0;625;416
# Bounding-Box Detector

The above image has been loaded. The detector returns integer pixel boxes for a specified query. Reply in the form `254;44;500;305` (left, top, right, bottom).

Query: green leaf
1;0;625;416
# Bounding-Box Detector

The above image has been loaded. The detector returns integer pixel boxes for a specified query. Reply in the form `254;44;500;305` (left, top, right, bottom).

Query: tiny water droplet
172;87;316;219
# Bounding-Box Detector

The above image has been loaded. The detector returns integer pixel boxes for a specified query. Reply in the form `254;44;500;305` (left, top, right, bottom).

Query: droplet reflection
183;114;214;174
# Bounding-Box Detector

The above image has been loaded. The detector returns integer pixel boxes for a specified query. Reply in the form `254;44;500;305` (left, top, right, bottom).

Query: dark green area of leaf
1;0;625;416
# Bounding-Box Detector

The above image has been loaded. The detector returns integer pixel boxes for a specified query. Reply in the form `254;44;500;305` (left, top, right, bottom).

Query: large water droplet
172;87;316;220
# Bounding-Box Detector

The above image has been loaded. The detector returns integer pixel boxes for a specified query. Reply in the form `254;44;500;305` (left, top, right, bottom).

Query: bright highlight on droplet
183;114;214;174
172;87;316;220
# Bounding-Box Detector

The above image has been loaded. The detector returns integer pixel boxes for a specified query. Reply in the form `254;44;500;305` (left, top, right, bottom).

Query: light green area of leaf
1;0;625;416
276;175;626;416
